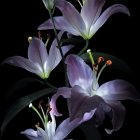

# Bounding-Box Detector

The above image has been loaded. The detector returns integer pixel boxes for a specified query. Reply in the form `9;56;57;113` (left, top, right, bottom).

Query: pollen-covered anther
98;57;104;64
106;60;112;65
28;37;32;43
47;103;52;113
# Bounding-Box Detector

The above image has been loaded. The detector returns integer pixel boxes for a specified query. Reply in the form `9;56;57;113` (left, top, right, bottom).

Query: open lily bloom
38;0;130;40
3;31;72;79
21;103;96;140
50;54;140;134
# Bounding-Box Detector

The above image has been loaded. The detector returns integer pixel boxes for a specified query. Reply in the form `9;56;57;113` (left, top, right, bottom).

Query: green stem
49;11;69;86
49;11;64;59
78;40;89;55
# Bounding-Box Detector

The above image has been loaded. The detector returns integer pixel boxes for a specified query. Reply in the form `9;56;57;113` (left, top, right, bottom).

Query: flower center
87;49;112;88
29;101;52;129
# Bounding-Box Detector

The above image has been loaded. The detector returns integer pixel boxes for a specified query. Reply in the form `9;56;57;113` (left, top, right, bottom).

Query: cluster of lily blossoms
2;0;140;140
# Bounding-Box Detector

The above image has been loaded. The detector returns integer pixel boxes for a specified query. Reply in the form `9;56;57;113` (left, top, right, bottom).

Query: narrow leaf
1;88;57;135
6;77;45;100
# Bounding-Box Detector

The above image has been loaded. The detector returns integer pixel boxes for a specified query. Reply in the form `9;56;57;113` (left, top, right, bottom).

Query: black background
0;0;140;140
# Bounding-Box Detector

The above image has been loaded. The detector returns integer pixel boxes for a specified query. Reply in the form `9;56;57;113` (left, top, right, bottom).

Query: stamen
45;34;50;47
96;59;112;82
28;37;32;43
77;0;83;7
82;0;86;5
29;103;33;108
98;57;104;64
96;63;107;82
87;49;95;65
38;101;47;124
35;122;40;127
106;60;112;65
29;103;45;127
47;103;52;113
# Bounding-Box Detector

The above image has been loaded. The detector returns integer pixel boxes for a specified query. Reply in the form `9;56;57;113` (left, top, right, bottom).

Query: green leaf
80;118;101;140
1;88;57;135
6;77;45;100
81;52;132;74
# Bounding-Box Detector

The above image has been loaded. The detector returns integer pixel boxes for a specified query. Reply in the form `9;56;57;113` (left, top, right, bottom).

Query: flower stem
49;11;69;86
78;40;89;55
49;11;64;59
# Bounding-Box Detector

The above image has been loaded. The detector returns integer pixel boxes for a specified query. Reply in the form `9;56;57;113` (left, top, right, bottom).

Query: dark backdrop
0;0;140;140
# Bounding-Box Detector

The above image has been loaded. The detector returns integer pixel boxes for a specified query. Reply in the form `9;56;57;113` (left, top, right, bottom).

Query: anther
35;122;40;127
28;37;32;43
106;60;112;65
29;103;33;108
47;103;52;113
98;57;104;64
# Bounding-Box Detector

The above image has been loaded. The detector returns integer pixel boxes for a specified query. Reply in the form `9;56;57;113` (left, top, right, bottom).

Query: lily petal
37;127;49;140
48;31;73;70
50;87;71;116
81;0;105;31
95;105;105;127
28;37;49;73
65;54;98;93
55;0;86;35
46;111;56;138
69;85;104;120
48;31;64;70
21;129;41;140
90;4;130;36
97;79;140;101
105;101;126;134
38;17;80;36
3;56;42;76
54;109;96;140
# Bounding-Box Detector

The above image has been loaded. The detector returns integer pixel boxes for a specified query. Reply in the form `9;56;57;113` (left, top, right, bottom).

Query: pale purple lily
21;103;96;140
38;0;130;40
50;54;140;134
3;31;72;79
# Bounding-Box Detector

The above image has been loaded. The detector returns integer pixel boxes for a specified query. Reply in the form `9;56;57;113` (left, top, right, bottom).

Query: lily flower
38;0;130;40
50;54;140;134
3;31;72;79
21;103;96;140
